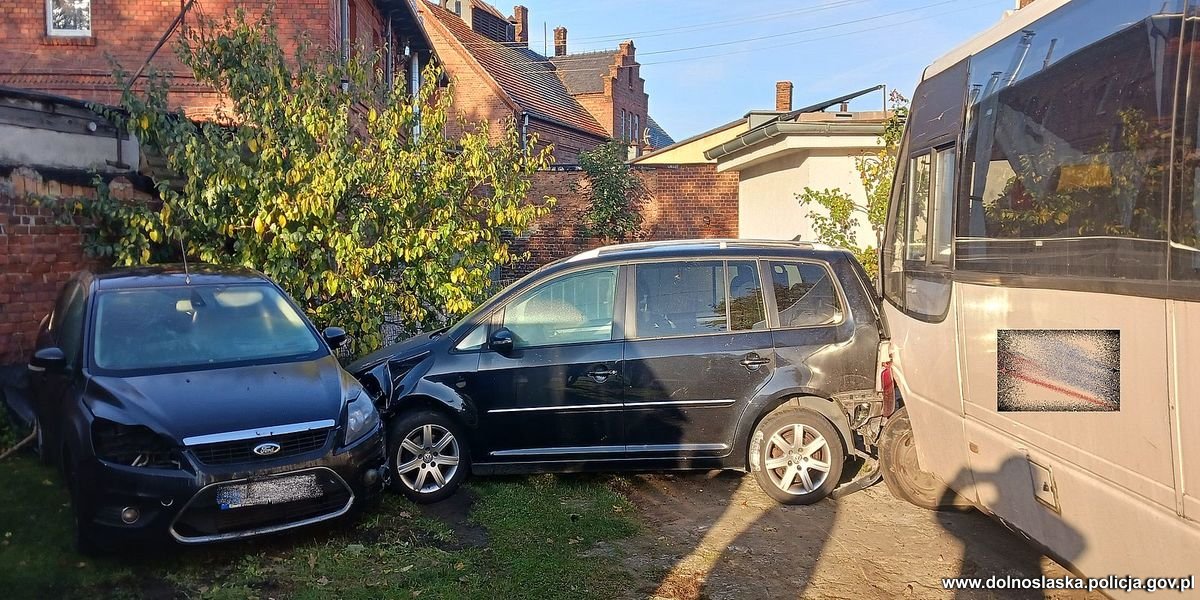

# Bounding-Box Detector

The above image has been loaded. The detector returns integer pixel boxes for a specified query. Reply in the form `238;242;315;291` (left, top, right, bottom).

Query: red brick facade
0;0;405;118
571;42;649;147
0;167;156;364
511;164;739;277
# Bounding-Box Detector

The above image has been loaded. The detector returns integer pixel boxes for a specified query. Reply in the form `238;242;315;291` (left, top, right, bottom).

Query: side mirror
29;347;67;373
488;327;514;354
323;327;348;349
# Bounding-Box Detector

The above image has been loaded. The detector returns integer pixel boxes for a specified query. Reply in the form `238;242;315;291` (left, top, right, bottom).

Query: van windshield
92;284;324;372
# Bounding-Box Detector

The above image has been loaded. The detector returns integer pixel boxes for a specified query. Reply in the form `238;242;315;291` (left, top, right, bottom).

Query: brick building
0;0;434;118
420;0;673;163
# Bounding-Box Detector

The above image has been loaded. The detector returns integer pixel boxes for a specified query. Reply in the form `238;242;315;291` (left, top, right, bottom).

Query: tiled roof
471;0;507;21
425;2;608;139
646;116;675;149
549;51;618;95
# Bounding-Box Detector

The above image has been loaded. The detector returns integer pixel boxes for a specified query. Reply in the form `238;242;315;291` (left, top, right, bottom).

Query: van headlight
342;390;381;446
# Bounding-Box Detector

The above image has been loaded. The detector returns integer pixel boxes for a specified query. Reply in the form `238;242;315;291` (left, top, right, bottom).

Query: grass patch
0;455;639;599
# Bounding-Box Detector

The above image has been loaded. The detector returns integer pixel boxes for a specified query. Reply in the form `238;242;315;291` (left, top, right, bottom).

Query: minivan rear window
768;261;843;328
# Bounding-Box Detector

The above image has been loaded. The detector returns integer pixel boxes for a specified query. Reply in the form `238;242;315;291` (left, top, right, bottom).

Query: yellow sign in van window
1057;163;1112;192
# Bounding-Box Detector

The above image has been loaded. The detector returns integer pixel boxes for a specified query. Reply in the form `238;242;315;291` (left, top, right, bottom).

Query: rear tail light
880;361;897;417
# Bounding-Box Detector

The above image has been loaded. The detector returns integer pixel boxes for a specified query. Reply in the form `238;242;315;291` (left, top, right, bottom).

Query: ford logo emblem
253;442;281;456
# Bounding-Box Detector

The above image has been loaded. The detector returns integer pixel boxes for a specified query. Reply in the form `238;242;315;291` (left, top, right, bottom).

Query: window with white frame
47;0;91;36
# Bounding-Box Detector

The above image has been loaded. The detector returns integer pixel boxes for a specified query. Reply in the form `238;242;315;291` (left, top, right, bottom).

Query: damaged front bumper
73;424;386;546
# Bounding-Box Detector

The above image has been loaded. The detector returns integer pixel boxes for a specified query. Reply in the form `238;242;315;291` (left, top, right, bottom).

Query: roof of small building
425;2;608;138
645;116;675;149
549;50;619;95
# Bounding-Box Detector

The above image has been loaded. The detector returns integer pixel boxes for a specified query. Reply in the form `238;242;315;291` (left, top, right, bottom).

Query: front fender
401;377;480;429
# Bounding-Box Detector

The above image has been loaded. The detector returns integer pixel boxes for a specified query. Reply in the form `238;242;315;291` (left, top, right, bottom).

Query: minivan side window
726;260;767;331
502;267;617;349
768;261;843;328
633;261;727;338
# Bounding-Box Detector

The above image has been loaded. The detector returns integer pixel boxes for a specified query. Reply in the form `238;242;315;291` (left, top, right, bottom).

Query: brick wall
0;167;156;364
510;163;739;277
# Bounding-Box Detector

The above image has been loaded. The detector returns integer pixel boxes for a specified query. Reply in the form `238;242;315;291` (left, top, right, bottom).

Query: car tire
386;410;470;504
749;407;844;505
879;407;972;511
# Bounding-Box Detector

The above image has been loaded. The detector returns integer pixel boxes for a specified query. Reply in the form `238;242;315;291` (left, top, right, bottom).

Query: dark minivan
28;266;386;552
352;240;887;505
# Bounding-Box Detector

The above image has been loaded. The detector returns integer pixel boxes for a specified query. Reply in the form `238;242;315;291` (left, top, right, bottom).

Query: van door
623;259;773;458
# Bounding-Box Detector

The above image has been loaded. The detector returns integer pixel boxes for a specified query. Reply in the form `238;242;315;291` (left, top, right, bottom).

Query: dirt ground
614;472;1102;600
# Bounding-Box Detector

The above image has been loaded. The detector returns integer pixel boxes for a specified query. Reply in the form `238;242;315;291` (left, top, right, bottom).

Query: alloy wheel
395;424;460;494
764;423;832;495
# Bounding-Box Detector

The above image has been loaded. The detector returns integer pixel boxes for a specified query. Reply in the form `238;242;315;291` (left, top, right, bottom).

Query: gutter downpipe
385;15;394;92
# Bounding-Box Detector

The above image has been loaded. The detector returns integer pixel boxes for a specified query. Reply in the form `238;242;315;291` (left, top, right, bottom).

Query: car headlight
92;418;181;469
342;390;381;446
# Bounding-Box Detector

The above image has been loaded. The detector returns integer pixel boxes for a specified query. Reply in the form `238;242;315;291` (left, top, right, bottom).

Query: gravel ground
617;471;1101;600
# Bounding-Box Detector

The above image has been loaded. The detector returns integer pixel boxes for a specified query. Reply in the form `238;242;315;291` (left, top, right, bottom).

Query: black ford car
28;266;385;552
352;239;888;505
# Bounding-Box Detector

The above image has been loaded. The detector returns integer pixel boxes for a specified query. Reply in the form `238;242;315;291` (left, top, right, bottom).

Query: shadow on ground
623;470;1098;600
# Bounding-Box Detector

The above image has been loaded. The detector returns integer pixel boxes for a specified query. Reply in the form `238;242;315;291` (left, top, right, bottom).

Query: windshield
92;283;324;372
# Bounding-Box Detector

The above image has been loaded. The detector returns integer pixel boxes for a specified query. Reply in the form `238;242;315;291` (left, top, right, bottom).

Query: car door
30;277;87;460
474;266;626;462
623;259;774;458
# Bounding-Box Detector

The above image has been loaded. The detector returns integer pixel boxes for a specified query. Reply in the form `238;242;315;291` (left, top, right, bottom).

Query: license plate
216;473;322;510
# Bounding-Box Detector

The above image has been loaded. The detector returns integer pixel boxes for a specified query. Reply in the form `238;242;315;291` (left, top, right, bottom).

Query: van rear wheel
879;407;972;511
749;407;844;505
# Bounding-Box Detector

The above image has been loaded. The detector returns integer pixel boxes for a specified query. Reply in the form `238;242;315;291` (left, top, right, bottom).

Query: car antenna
179;236;191;284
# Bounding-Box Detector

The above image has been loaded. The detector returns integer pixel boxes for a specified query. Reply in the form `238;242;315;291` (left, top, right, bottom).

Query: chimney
1017;0;1035;7
554;26;567;56
775;81;793;112
513;5;528;46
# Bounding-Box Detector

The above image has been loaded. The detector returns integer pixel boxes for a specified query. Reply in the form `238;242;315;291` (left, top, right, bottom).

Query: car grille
171;468;353;542
190;429;330;466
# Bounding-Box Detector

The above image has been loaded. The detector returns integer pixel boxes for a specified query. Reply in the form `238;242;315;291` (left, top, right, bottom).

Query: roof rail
591;238;828;255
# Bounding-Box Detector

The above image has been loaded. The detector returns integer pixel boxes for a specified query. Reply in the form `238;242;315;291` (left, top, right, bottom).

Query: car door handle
587;367;618;382
740;354;771;370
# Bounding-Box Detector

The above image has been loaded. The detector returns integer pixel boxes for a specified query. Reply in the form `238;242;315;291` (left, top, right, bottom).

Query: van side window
768;261;843;328
931;146;956;264
956;0;1174;280
502;267;617;349
633;261;727;338
906;154;931;261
